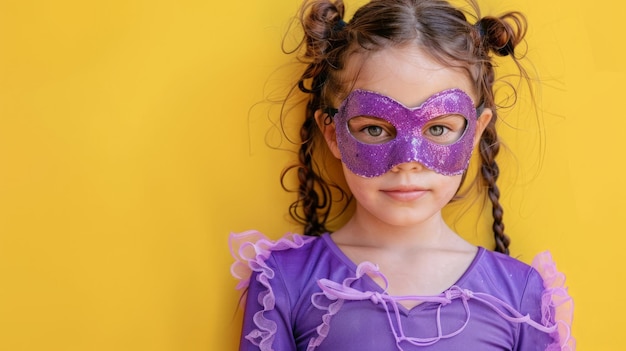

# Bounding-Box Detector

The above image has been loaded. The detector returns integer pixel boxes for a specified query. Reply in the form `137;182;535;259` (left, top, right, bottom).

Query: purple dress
230;231;574;351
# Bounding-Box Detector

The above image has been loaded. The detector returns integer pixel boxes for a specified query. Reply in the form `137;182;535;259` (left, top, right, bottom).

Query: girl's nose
390;161;425;173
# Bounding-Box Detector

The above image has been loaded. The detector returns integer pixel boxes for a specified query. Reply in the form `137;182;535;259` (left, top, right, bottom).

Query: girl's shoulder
477;247;536;274
474;248;571;298
469;248;557;287
229;230;327;291
472;248;575;350
471;248;573;311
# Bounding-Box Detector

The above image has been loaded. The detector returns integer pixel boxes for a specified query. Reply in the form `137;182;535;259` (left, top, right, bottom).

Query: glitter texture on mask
333;88;478;178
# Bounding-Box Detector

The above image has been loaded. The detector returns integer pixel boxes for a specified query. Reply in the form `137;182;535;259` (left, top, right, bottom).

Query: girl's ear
473;107;493;148
314;109;342;159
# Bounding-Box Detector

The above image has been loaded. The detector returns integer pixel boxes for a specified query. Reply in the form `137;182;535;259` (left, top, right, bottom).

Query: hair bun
301;0;346;59
475;12;526;57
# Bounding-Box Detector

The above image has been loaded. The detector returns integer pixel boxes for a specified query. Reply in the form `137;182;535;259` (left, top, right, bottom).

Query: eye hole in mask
347;114;468;146
347;116;397;144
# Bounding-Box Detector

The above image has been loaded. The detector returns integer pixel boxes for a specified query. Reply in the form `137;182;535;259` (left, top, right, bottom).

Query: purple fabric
333;89;477;177
231;232;573;351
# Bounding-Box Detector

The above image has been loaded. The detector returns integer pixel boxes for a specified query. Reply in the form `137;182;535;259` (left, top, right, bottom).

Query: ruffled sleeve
532;251;576;351
229;230;316;351
230;230;314;290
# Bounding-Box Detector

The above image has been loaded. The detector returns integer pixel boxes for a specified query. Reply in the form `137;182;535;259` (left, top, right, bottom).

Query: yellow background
0;0;622;349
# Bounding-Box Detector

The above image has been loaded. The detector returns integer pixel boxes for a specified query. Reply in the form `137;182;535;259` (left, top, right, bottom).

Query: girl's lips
380;187;428;201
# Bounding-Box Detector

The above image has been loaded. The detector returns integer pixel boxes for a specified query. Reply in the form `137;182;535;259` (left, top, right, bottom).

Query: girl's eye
348;116;396;144
428;125;446;137
423;115;467;145
365;126;384;137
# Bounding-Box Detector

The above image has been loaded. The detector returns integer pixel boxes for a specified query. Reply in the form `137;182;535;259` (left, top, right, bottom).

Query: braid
291;96;331;237
478;120;510;255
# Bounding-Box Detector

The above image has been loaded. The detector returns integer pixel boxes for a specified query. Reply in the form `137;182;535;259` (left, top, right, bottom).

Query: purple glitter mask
332;89;478;177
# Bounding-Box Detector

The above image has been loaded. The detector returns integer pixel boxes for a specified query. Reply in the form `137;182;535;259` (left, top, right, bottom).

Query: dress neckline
319;233;485;314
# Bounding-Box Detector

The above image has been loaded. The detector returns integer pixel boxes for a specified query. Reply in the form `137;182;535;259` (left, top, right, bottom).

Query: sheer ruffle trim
532;251;576;351
229;230;315;351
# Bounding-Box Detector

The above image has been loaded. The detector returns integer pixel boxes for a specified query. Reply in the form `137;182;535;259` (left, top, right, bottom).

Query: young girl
230;0;574;350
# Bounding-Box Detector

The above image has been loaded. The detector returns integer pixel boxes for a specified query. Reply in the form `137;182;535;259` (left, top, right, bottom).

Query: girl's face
318;45;492;227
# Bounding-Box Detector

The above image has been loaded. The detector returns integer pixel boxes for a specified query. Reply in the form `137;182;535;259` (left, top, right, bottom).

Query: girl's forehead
339;45;477;107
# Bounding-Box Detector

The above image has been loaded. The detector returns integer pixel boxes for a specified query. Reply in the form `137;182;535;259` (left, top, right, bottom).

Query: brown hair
281;0;528;255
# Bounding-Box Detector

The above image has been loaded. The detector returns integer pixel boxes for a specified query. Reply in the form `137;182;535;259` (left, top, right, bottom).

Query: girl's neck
330;205;477;301
332;205;466;252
